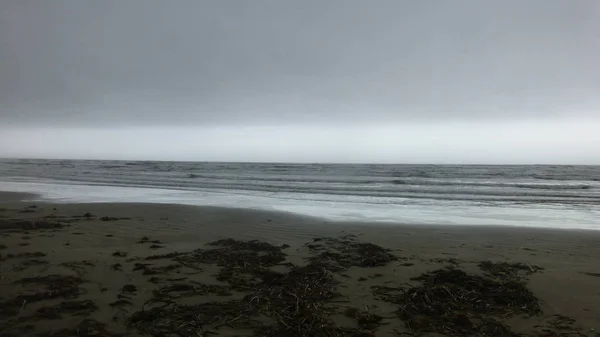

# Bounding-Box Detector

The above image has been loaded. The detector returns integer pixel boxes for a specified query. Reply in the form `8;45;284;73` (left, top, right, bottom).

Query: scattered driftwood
130;300;261;336
430;257;459;265
112;251;127;257
60;260;95;276
152;282;231;300
307;236;399;271
374;268;541;336
129;239;373;337
137;236;150;243
534;314;598;337
344;307;384;330
1;251;46;260
0;275;86;318
0;219;64;232
100;216;131;221
110;299;133;307
141;239;288;283
13;259;49;271
35;300;98;320
35;319;121;337
137;236;163;244
145;252;185;260
1;234;590;337
121;284;137;293
133;262;181;275
478;261;543;280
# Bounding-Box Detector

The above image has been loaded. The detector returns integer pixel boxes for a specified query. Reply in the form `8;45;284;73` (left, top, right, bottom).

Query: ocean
1;159;599;229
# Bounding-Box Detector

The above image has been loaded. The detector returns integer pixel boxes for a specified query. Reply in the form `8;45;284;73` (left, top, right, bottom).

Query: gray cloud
2;0;599;127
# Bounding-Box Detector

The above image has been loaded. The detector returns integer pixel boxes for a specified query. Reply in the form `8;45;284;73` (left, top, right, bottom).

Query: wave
391;179;592;190
2;159;600;207
29;169;594;192
5;173;599;202
9;176;600;205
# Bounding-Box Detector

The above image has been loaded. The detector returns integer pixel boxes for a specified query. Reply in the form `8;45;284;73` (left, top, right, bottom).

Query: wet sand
1;191;599;336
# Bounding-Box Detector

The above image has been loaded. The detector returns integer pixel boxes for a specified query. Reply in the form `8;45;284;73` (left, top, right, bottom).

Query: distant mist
1;118;599;164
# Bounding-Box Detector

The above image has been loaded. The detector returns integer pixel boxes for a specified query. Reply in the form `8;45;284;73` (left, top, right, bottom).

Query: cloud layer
2;1;599;127
1;1;599;163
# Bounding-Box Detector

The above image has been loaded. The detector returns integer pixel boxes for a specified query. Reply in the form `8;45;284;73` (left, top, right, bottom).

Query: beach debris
307;236;399;271
60;260;95;276
249;263;371;337
0;275;86;317
130;262;370;337
18;208;36;213
429;257;459;265
137;236;150;243
100;216;131;221
371;285;404;303
151;282;231;300
112;250;127;257
478;261;544;280
3;231;592;337
535;314;599;337
344;307;384;330
36;319;121;337
133;262;181;275
13;258;49;271
1;251;46;260
138;236;163;244
130;300;260;336
137;239;289;283
110;299;133;307
0;219;64;232
373;267;541;336
129;239;372;337
149;244;164;249
34;300;98;320
121;284;137;294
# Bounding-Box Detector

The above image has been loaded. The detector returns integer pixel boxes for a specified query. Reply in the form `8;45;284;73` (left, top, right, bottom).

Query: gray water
1;159;599;229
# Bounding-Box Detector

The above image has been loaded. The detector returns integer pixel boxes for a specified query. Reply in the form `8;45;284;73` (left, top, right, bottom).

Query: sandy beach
1;191;599;336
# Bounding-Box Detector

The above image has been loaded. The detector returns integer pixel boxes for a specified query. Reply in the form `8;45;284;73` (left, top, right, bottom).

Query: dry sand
1;191;599;336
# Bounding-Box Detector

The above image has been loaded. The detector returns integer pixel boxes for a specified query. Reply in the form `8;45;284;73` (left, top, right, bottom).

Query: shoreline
3;189;600;234
1;197;600;336
3;175;600;230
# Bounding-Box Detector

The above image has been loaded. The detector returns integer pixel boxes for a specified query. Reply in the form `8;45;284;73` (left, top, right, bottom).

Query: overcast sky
1;1;599;163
